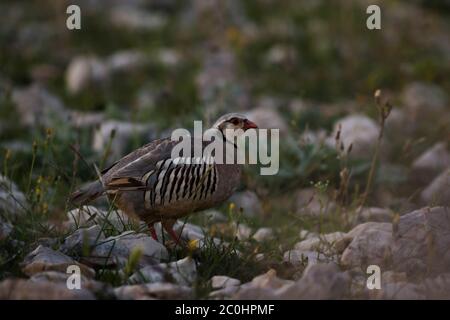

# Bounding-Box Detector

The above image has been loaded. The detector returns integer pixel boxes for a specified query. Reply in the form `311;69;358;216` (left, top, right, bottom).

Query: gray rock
65;56;109;94
156;48;181;67
229;190;262;218
114;282;192;300
106;50;149;73
202;209;227;223
172;221;205;241
110;6;167;31
209;285;240;298
209;276;241;298
283;249;330;267
252;228;274;242
70;111;105;130
21;245;95;278
278;263;350;299
402;82;448;115
326;114;380;159
0;175;27;219
0;219;12;240
30;271;114;297
130;257;196;286
421;169;450;206
371;282;425;300
411;143;450;184
211;275;241;289
421;273;450;299
0;279;95;300
265;45;297;65
340;223;392;269
299;229;318;240
233;269;294;299
65;206;140;232
93;120;155;159
294;232;346;254
391;207;450;277
366;272;450;299
89;231;168;268
231;223;252;240
61;225;106;256
235;264;350;299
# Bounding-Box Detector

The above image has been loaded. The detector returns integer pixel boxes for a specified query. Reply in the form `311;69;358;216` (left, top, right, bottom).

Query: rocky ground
1;0;450;299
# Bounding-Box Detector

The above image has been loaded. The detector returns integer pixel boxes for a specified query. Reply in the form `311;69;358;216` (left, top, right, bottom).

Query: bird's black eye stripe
229;117;240;125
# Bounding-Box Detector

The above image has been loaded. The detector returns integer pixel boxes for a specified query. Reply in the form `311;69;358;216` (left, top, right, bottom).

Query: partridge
70;113;258;243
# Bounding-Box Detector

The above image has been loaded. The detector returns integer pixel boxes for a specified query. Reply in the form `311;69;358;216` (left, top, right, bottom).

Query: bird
69;113;258;244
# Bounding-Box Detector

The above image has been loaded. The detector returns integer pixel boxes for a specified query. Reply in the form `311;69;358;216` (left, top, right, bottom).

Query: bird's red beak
243;119;258;131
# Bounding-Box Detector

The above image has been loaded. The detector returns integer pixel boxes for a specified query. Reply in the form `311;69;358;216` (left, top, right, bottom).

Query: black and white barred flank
141;156;218;209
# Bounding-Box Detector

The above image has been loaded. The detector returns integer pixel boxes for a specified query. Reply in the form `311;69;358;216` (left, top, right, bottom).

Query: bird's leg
162;219;182;246
148;223;158;241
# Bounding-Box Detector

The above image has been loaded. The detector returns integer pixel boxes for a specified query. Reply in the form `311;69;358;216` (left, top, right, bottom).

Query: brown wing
103;136;221;192
102;138;175;189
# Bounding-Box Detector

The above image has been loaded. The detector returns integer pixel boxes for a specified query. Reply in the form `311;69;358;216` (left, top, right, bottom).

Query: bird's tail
69;180;104;206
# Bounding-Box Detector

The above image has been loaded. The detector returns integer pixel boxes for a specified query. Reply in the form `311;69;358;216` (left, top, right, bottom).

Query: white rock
229;190;262;218
0;219;12;240
402;82;448;114
66;206;140;232
157;48;181;67
0;279;95;300
412;143;450;184
252;228;274;242
211;275;241;289
299;229;317;240
110;6;167;31
92;120;155;159
61;225;105;254
90;231;168;268
278;263;350;299
391;207;450;276
0;175;27;219
340;223;393;269
294;232;346;254
265;45;296;65
421;169;450;206
172;221;205;241
371;282;424;300
203;209;227;223
326;114;380;158
106;50;149;73
130;257;196;286
11;84;69;126
66;56;109;94
233;223;252;240
29;271;113;297
209;285;240;298
413;143;450;173
233;269;294;299
21;245;95;278
70;111;105;129
283;249;329;266
115;282;193;300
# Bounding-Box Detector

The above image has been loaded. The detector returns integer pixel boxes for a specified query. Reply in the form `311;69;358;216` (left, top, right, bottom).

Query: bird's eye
230;118;240;125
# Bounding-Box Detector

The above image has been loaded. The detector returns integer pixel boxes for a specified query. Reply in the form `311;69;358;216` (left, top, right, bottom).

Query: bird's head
212;113;258;135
